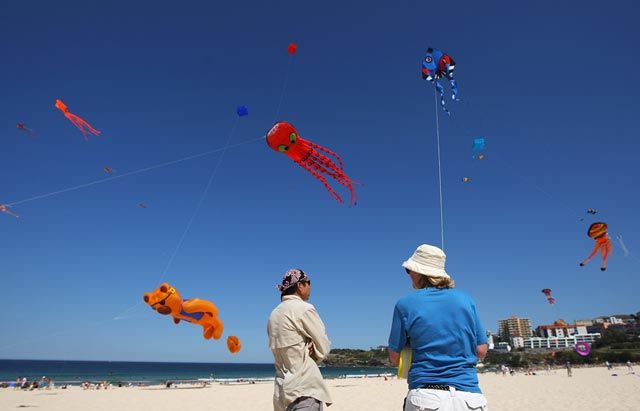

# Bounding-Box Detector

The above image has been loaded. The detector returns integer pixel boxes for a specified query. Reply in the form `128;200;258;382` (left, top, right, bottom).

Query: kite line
5;135;263;208
111;117;245;321
158;117;241;282
274;50;295;121
434;85;445;250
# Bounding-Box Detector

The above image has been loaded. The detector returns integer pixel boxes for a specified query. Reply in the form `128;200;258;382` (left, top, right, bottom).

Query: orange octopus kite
55;99;101;141
580;222;612;271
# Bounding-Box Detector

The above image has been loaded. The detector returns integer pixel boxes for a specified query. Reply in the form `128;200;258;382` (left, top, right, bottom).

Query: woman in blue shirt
388;244;489;411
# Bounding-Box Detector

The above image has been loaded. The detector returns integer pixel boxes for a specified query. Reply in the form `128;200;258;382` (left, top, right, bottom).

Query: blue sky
1;1;639;362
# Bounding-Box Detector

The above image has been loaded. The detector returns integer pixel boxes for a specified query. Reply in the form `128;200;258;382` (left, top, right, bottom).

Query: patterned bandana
277;268;309;292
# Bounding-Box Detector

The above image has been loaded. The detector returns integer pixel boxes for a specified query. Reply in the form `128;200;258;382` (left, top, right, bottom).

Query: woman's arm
388;348;400;366
477;344;488;361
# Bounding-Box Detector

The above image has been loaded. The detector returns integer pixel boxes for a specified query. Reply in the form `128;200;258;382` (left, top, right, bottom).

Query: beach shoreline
1;366;639;411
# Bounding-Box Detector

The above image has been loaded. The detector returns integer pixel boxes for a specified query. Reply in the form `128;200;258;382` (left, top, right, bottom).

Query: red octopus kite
55;99;101;141
580;222;612;271
266;121;357;205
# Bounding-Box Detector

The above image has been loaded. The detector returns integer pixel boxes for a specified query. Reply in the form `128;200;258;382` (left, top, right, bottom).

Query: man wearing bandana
267;269;333;411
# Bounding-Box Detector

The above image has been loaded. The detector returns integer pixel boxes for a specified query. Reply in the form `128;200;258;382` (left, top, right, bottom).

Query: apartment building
498;316;532;340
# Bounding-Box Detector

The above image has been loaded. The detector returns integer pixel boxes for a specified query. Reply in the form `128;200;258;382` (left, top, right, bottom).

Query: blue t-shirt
388;288;487;393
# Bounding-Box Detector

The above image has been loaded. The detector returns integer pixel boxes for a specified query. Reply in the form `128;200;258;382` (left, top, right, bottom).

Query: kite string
5;135;264;208
158;117;240;283
109;118;244;320
274;53;295;122
1;124;250;353
434;85;445;250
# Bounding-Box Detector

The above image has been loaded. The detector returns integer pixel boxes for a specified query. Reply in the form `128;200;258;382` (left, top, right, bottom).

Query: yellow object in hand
397;347;413;379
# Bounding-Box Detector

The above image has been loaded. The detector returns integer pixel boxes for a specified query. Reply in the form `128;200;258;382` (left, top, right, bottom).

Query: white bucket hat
402;244;450;278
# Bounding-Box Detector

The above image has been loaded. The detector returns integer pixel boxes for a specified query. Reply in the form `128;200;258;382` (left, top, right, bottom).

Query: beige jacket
267;295;332;411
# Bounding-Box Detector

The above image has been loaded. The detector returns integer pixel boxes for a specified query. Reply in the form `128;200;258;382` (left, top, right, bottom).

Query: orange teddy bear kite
143;283;241;353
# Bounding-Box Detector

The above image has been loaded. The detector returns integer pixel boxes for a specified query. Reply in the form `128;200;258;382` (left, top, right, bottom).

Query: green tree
593;329;628;348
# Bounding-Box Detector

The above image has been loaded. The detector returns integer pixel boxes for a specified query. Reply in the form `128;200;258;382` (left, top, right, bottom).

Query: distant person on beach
605;360;612;370
627;361;634;372
388;244;489;411
268;268;332;411
566;361;572;377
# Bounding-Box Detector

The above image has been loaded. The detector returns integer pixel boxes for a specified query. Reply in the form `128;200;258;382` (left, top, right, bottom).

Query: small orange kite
103;166;114;175
55;99;101;141
227;336;242;354
0;204;19;218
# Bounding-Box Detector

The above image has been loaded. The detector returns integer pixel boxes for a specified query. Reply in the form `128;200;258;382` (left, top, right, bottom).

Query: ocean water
0;360;394;385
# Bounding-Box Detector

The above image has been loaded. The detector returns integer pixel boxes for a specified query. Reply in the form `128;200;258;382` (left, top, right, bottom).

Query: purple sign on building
575;341;591;357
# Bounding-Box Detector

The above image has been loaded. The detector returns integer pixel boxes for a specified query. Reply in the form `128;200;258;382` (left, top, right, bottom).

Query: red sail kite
541;288;555;305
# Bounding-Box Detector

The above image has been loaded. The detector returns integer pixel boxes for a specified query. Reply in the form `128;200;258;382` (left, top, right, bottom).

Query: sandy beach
1;366;638;411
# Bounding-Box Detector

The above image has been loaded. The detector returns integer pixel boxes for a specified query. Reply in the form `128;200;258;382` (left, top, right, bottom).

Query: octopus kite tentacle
297;160;343;204
307;155;357;205
445;62;459;100
448;78;459;101
434;81;450;116
306;140;345;170
307;151;343;180
55;99;101;141
579;222;613;271
580;238;612;271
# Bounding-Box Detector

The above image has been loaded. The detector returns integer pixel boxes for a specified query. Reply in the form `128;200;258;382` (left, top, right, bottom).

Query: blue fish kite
472;138;486;151
422;48;459;115
472;138;486;159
